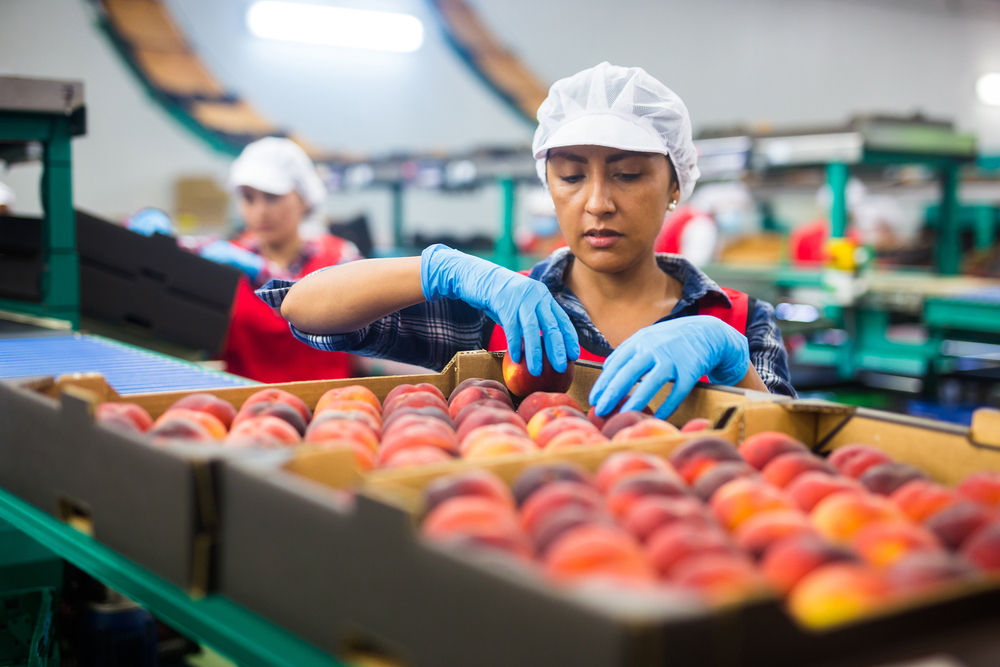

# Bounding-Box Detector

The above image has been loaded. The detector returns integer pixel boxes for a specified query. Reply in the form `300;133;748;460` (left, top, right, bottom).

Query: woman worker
260;63;795;417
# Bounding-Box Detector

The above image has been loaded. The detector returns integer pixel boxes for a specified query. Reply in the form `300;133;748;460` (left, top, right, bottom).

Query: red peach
316;399;382;426
853;520;943;568
761;452;835;489
384;383;446;407
671;553;767;603
502;349;575;398
595;452;674;494
535;417;600;449
453;400;513;428
761;534;856;594
606;472;689;518
859;462;927;496
310;409;382;436
383;415;453;443
600;411;652;439
380;446;453;468
241;388;311;424
170;393;237;429
383;391;449;418
226;415;301;446
95;402;153;432
315;385;381;414
829;445;894;479
623;496;714;542
669;436;743;484
459;423;532;455
448;378;509;404
711;478;796;531
585;399;652;431
957;471;1000;509
421;496;520;540
739;431;808;470
154;409;227;439
733;509;816;559
233;401;307;436
811;492;904;545
531;506;613;556
424;469;515;513
787;563;892;627
646;523;738;578
544;524;654;583
511;463;594;506
786;472;864;512
380;424;459;460
449;387;514;420
149;415;215;442
886;551;978;596
518;392;581;423
610;419;681;445
463;437;537;460
525;406;587;440
305;419;379;452
383;406;453;431
681;418;712;433
924;501;994;551
960;522;1000;573
456;408;526;443
545;430;610;451
96;413;143;433
520;481;607;535
889;480;959;522
303;438;379;471
693;461;758;502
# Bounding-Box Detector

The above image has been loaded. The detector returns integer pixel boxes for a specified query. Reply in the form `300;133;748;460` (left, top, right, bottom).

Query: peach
859;462;927;496
532;506;613;556
761;452;835;489
585;399;652;431
443;530;534;560
154;409;227;439
456;408;526;443
739;431;808;470
149;416;215;442
957;471;1000;509
96;412;143;433
600;411;651;439
681;418;712;433
241;388;311;424
384;383;445;406
924;501;994;551
503;349;575;398
693;461;758;502
383;391;449;418
760;534;856;594
233;401;307;436
463;436;538;460
671;554;767;603
459;423;532;455
171;393;237;429
315;385;381;414
546;430;610;451
424;469;515;513
518;392;581;423
535;417;600;448
811;492;904;544
733;509;816;559
448;387;514;420
351;440;378;471
383;415;453;443
960;522;1000;573
711;478;796;531
95;402;153;432
226;415;301;446
595;452;674;494
525;406;587;440
305;418;379;450
380;446;453;468
788;563;892;627
520;481;607;535
886;551;978;596
421;496;520;540
448;378;509;404
610;419;681;445
383;406;453;431
623;496;714;542
511;463;593;506
829;445;894;479
607;472;689;518
786;472;864;512
669;436;743;484
310;409;382;436
453;400;512;427
380;424;459;460
646;522;737;578
889;480;958;522
544;524;654;583
853;521;942;568
315;399;382;426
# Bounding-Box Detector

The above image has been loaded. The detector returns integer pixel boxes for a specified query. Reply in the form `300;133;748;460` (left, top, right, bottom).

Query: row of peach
95;379;706;470
417;433;1000;628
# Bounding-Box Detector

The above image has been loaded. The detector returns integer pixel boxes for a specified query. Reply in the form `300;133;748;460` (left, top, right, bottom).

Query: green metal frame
0;112;79;329
0;487;345;667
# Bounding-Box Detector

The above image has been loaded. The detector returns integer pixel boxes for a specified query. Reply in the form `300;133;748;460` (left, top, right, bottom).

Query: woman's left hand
589;316;749;419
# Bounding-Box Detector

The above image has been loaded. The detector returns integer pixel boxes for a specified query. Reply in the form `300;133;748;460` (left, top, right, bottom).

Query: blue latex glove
126;208;173;236
421;244;580;376
589;315;750;419
200;240;265;280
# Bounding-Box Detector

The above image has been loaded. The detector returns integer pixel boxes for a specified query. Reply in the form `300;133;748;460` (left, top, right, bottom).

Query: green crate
0;587;56;667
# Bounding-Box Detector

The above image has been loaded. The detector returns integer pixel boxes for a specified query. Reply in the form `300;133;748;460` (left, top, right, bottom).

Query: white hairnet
0;182;15;209
532;62;700;201
228;137;327;211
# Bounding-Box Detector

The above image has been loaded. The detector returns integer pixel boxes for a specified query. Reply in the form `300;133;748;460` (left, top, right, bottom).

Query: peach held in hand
503;349;575;398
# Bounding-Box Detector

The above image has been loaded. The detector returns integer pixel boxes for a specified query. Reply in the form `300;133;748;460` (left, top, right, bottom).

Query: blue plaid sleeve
254;278;493;371
746;299;796;397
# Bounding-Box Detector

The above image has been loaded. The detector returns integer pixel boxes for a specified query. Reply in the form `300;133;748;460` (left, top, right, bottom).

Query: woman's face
547;145;679;274
237;186;307;246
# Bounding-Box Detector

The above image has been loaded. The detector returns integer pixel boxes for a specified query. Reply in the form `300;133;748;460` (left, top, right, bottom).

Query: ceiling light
976;72;1000;106
247;1;424;53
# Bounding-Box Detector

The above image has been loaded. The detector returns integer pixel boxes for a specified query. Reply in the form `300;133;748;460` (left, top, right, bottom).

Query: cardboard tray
75;211;241;354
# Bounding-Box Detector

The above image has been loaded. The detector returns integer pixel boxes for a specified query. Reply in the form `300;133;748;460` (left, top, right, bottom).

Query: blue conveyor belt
0;334;252;394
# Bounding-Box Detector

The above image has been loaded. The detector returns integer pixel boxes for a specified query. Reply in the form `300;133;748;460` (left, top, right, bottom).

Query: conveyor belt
0;334;252;394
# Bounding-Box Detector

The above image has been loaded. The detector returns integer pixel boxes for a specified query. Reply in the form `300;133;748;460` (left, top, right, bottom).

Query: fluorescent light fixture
977;72;1000;106
247;1;424;53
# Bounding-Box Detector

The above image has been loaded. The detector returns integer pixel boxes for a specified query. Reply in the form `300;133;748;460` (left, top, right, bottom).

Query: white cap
532;62;700;201
0;182;15;209
228;137;327;211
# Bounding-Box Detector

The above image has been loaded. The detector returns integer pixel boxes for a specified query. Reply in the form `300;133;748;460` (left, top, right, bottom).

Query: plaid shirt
255;248;796;397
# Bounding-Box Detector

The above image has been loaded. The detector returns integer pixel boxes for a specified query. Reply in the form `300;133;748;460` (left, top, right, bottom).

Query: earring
668;200;677;211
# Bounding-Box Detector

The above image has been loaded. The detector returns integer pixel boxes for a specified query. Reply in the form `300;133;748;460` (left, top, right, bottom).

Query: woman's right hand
421;244;580;376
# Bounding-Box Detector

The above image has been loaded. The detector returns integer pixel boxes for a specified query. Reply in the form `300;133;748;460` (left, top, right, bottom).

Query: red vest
220;234;354;383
